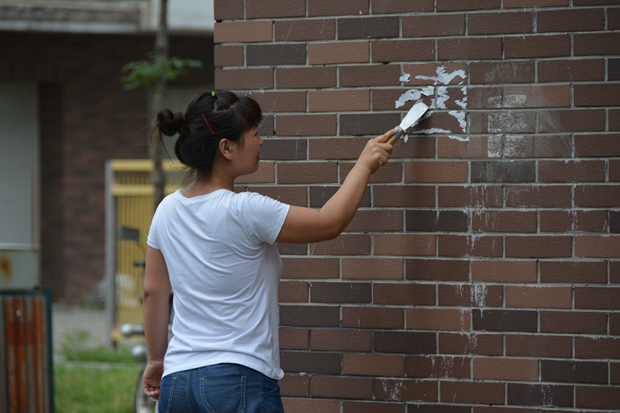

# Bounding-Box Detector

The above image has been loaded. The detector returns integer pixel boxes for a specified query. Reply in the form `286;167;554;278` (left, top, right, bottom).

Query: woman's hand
356;128;397;175
142;359;164;400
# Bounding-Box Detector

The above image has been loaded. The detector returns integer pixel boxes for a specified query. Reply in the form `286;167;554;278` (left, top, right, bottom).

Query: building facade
214;1;620;411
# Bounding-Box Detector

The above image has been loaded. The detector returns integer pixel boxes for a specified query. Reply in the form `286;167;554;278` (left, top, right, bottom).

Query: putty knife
387;101;429;145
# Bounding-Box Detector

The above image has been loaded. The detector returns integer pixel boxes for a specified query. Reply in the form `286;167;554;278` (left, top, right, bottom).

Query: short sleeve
242;192;290;245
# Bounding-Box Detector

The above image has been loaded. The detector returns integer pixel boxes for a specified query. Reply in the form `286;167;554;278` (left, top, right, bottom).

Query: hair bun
157;108;187;136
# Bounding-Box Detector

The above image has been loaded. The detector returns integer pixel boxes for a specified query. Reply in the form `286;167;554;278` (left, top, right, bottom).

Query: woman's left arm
142;245;172;400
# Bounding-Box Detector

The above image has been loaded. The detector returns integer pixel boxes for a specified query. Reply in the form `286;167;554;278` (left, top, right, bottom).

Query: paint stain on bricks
397;66;469;141
380;379;403;401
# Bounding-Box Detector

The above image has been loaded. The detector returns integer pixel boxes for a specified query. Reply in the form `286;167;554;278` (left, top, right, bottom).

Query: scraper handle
387;127;405;145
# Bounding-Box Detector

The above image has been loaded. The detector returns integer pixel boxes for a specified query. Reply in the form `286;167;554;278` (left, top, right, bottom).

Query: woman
143;91;395;412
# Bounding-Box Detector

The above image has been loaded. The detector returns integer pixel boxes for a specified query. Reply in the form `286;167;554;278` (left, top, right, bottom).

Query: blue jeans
158;363;284;413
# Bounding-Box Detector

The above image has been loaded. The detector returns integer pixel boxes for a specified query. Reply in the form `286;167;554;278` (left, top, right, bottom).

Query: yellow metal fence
107;160;185;328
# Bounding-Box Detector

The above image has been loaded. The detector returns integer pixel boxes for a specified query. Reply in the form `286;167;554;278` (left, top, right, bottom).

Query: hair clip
202;113;216;136
211;91;216;97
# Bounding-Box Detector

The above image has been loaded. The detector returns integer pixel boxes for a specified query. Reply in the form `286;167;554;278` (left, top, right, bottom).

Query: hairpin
201;113;216;135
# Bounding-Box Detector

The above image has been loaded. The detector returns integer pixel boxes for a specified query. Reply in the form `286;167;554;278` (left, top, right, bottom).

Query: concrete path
52;305;113;354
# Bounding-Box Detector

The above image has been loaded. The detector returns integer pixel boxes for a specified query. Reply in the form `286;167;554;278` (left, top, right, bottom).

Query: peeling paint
400;73;411;82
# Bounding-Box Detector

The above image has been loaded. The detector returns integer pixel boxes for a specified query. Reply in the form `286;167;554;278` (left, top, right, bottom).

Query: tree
120;0;202;209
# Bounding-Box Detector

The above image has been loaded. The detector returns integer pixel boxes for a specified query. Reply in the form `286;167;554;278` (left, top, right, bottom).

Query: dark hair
155;91;262;179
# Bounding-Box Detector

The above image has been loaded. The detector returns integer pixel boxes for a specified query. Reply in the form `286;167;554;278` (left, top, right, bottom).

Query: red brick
311;376;372;399
472;260;537;283
340;162;403;183
374;234;436;256
214;0;244;20
311;329;371;351
342;258;403;280
309;90;369;112
406;308;470;331
472;210;537;233
310;235;371;256
505;286;572;309
214;21;273;44
275;19;335;42
470;61;535;84
277;162;337;184
575;84;620;107
343;402;405;413
309;42;369;65
575;185;620;207
613;363;620;384
406;356;470;379
504;0;567;6
575;32;620;56
340;65;401;87
372;40;435;63
505;34;570;58
538;8;604;32
283;399;339;413
375;379;438;402
505;185;571;207
438;284;503;307
611;109;620;131
280;281;309;302
506;334;572;358
438;235;503;258
282;258;338;280
612;7;620;30
613;160;620;181
474;358;538;381
342;306;404;329
280;305;339;327
375;283;435;306
437;0;501;11
574;134;620;157
280;328;309;349
539;160;605;183
506;236;572;258
404;161;467;183
402;14;465;37
575;235;620;258
505;134;570;158
540;260;607;284
236;162;274;184
540;311;607;334
469;111;536;134
406;259;469;282
372;0;434;13
575;287;620;310
576;386;620;410
438;38;502;61
349;210;402;232
215;68;273;90
276;67;336;89
538;58;605;82
251;186;307;206
373;186;435;207
214;45;243;67
248;91;306;113
540;210;608;234
280;375;309;397
308;0;369;16
344;354;404;376
439;333;503;356
504;85;570;108
440;381;504;405
438;136;494;158
438;185;503;207
575;336;620;359
246;0;305;19
276;114;336;137
612;313;620;336
468;11;534;35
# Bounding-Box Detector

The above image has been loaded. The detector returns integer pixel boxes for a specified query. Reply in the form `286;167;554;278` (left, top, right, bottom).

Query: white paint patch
395;86;434;108
505;94;527;108
487;135;503;157
396;66;469;141
488;96;502;108
487;112;529;133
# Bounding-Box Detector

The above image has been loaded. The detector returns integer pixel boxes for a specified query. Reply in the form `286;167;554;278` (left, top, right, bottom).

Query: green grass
54;364;141;413
54;329;143;413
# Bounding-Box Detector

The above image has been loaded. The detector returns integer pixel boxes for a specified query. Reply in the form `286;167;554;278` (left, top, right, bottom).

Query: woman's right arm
276;128;396;244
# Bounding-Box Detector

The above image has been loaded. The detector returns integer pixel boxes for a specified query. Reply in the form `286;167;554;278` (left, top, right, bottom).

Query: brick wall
0;31;212;303
214;1;620;412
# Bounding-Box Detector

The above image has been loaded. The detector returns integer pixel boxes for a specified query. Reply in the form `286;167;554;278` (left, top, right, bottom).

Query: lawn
54;330;143;413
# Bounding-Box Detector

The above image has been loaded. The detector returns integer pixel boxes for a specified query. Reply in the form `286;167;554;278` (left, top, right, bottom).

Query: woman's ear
218;138;235;160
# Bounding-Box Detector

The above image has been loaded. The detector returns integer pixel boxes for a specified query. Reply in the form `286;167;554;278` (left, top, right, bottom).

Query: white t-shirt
147;189;290;380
